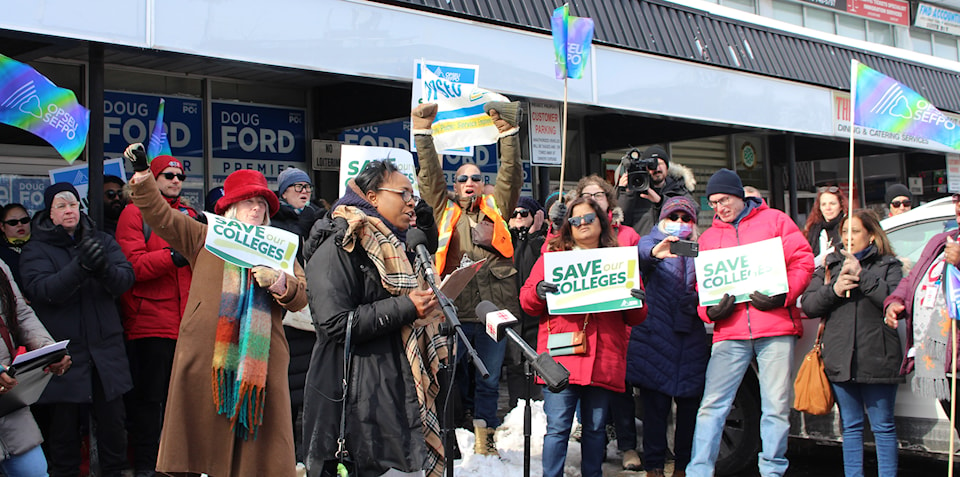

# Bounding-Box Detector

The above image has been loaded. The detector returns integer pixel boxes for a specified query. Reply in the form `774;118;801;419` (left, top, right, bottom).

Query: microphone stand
523;360;533;477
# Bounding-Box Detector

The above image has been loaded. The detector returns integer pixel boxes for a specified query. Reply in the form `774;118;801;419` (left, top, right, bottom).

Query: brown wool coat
131;174;307;477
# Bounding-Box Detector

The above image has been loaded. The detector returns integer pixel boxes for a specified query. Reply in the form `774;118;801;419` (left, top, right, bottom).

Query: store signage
212;102;307;182
915;3;960;35
529;101;563;166
832;91;960;153
312;140;341;171
103;91;203;159
796;0;909;26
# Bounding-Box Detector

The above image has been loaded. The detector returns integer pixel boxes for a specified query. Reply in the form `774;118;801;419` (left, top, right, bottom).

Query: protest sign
411;59;479;157
203;212;299;275
544;246;642;315
48;158;126;212
420;65;509;153
338;145;417;198
694;237;788;306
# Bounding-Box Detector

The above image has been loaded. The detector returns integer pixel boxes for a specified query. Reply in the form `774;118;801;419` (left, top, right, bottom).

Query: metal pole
88;43;105;231
786;133;799;224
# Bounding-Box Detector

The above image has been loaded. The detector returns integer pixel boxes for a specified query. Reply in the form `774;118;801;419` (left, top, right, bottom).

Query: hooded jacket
618;162;697;236
802;247;904;384
20;212;134;403
696;198;815;342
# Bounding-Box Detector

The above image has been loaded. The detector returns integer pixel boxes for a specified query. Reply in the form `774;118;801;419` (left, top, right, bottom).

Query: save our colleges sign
694;237;789;306
543;247;643;315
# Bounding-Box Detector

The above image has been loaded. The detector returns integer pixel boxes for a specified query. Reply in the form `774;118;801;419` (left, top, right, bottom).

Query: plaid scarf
212;262;273;439
332;204;447;475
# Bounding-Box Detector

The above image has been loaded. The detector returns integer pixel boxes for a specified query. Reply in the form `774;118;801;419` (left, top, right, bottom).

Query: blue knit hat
277;167;311;195
705;168;744;199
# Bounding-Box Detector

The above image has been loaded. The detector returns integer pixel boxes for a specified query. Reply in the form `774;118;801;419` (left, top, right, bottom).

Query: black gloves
415;200;435;230
123;143;149;172
749;291;787;311
78;236;108;274
536;281;559;300
706;293;735;321
167;247;189;268
548;202;567;231
630;288;645;302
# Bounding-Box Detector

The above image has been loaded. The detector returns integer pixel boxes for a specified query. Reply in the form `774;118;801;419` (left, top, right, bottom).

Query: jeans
542;384;612;477
687;335;795;477
456;322;506;427
0;445;48;477
831;382;898;477
641;387;700;470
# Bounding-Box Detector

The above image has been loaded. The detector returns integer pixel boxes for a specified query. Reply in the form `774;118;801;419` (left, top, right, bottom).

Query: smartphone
670;240;699;257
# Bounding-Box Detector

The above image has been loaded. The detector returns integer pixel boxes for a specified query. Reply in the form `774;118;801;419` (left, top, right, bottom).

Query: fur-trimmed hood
667;162;696;193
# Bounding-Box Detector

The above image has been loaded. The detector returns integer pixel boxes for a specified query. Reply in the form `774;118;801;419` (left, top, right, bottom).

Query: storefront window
772;0;803;25
721;0;757;14
934;34;960;61
911;30;934;55
805;8;837;34
837;15;867;41
867;21;895;46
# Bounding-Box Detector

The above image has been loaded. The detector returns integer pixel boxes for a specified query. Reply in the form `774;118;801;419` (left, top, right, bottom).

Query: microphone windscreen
406;227;428;251
475;300;499;319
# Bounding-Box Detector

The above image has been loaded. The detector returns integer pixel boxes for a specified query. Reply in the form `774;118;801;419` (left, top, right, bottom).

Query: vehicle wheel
715;372;761;476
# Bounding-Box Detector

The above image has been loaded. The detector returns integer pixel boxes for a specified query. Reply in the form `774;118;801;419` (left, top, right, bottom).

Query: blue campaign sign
103;92;203;157
212;102;305;161
9;177;49;215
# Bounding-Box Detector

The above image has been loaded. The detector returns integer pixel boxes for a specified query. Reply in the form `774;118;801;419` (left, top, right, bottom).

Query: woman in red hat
125;143;307;477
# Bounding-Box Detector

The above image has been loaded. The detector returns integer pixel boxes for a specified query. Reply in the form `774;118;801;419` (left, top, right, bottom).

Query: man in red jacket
686;169;813;477
116;154;198;477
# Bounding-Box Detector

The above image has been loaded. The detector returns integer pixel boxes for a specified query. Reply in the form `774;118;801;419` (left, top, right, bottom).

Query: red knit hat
215;169;280;217
150;155;184;178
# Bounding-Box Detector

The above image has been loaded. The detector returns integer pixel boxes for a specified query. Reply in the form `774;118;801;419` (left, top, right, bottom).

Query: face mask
664;222;693;239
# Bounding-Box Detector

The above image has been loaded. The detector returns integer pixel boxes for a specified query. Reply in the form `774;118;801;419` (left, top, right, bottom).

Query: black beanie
884;183;912;205
706;168;745;199
642;145;669;167
44;182;80;210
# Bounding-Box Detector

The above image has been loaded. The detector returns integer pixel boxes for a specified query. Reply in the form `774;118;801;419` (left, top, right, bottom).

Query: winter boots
473;419;499;457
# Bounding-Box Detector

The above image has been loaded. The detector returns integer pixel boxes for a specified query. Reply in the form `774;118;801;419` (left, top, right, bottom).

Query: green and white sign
338;145;417;198
694;237;788;306
544;246;642;315
203;212;299;275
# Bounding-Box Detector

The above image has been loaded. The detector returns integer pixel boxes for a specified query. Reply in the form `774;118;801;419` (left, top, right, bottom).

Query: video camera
620;147;659;193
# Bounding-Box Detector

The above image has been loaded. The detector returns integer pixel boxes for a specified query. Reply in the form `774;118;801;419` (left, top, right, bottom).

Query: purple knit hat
659;196;698;221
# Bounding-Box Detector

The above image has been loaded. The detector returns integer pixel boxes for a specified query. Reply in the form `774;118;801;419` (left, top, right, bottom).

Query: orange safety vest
434;194;513;274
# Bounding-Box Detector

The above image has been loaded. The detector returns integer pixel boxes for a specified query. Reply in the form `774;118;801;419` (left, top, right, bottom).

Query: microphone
406;228;436;284
476;300;569;393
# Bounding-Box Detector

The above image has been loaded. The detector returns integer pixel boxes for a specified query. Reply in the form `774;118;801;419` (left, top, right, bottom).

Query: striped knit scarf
212;262;273;439
332;205;447;475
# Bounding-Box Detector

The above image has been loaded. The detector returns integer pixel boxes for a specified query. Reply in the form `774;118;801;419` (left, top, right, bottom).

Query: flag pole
847;59;857;252
951;318;957;477
559;77;568;200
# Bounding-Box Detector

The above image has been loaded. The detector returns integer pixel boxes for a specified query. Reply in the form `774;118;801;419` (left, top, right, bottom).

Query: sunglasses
818;186;840;193
511;209;530;218
890;199;911;208
567;213;597;227
668;213;695;223
161;172;186;181
2;217;29;226
580;191;607;200
456;174;483;183
104;190;121;200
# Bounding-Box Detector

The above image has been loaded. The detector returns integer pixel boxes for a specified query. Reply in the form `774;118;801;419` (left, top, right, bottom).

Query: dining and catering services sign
544;246;642;314
203;212;299;275
694;237;788;306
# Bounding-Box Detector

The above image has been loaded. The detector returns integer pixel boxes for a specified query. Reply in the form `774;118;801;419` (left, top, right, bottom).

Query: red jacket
117;199;197;340
696;200;814;342
520;254;647;392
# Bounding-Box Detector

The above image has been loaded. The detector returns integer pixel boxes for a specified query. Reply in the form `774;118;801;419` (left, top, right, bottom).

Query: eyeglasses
667;213;695;223
707;196;736;209
2;217;29;226
456;174;483;183
161;172;186;181
291;183;313;193
580;191;607;200
567;213;597;227
818;186;840;193
890;199;911;208
104;190;121;200
511;209;530;218
378;187;417;204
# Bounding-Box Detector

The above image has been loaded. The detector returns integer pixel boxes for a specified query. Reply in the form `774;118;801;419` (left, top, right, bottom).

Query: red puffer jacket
520;253;647;392
696;200;814;343
117;200;197;340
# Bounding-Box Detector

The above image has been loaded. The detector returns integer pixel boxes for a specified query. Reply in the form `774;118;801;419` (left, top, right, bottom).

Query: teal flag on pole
551;5;595;80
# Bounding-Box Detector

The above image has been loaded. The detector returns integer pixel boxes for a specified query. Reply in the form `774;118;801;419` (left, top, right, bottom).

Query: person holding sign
0;260;70;477
301;159;444;477
20;183;134;477
520;196;647;477
802;210;903;477
125;144;308;477
686;169;814;477
413;101;522;456
627;196;707;477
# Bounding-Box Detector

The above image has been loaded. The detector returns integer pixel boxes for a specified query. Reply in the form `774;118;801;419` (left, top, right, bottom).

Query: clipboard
438;258;486;299
0;340;69;418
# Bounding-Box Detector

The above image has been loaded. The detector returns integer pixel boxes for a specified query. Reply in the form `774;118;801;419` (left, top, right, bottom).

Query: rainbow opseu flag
551;5;595;80
147;98;173;160
946;264;960;320
0;53;89;163
852;60;960;150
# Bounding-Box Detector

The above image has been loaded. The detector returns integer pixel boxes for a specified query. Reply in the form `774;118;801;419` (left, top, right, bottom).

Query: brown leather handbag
793;321;835;415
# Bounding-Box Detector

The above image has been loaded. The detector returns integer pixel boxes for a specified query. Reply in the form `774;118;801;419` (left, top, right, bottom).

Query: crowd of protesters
0;97;953;477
